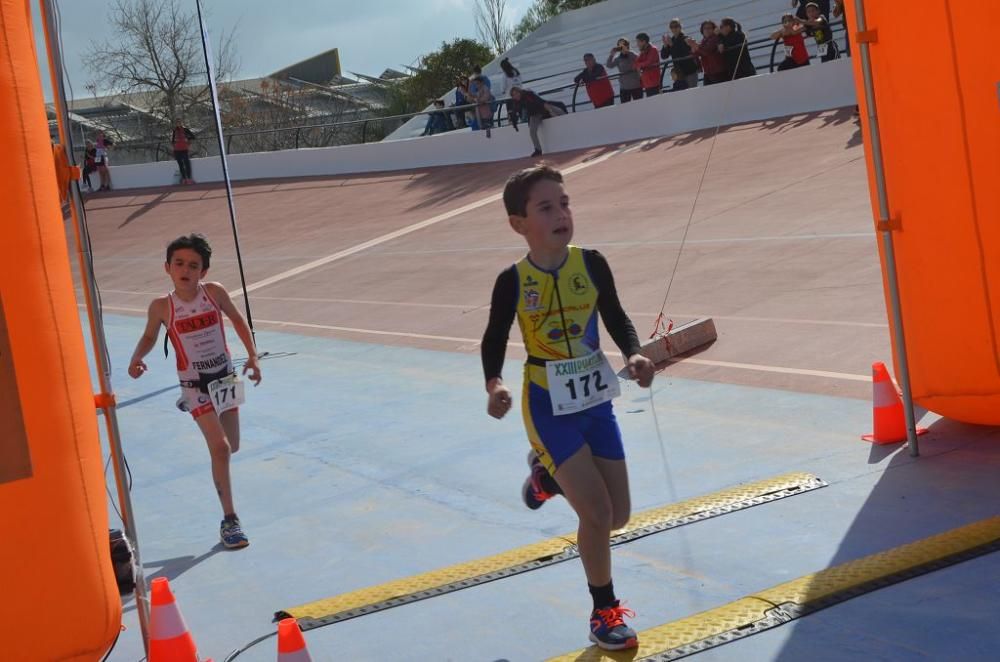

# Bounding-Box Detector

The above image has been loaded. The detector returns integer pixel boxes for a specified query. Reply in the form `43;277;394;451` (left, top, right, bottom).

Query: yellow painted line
548;515;1000;661
278;472;823;628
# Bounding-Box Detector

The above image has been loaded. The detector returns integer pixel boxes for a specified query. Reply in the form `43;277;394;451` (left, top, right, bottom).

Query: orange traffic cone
862;362;927;444
148;577;199;662
277;618;313;661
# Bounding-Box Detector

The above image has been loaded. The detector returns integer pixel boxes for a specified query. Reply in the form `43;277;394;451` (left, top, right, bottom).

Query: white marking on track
230;140;653;298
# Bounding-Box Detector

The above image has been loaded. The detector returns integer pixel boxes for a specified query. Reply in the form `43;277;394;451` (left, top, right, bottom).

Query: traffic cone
148;577;199;662
277;618;313;661
862;362;927;444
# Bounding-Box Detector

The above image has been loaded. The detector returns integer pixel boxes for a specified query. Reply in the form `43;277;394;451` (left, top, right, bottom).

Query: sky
33;0;534;101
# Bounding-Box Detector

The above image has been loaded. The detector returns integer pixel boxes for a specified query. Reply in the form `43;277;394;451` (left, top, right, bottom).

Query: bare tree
475;0;514;55
86;0;239;127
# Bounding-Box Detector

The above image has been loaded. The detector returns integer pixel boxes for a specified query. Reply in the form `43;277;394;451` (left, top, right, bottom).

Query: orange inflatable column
0;0;121;658
848;2;1000;424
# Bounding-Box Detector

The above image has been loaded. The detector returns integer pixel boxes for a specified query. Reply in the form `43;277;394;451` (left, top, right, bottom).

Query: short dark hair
166;233;212;269
583;52;595;60
503;165;564;217
471;65;482;74
636;32;650;43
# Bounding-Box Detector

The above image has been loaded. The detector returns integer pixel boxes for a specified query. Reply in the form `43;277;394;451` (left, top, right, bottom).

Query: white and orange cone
277;618;313;661
862;361;927;444
148;577;199;662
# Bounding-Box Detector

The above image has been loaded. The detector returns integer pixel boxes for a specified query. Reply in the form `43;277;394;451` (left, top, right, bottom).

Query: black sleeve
481;267;519;382
185;128;196;140
573;70;585;84
584;249;642;357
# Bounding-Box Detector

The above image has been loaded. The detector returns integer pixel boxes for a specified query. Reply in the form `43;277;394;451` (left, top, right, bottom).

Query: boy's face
806;6;819;18
165;248;207;289
509;179;573;253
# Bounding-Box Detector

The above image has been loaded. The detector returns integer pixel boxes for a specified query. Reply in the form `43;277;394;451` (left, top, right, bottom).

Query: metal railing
98;19;851;164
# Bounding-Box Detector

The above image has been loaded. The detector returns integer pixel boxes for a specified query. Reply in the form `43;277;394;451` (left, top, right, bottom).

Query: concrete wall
106;59;856;191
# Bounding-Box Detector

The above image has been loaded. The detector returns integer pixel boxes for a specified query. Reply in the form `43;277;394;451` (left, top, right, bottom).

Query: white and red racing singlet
166;285;231;382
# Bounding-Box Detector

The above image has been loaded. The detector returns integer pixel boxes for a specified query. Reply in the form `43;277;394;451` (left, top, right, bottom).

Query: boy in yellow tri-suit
481;165;655;650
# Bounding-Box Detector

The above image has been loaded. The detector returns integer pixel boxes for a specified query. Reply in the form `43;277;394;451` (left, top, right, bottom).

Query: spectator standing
772;14;810;71
719;18;757;79
802;2;839;61
422;100;454;136
574;54;615;109
660;19;700;88
667;68;689;92
82;141;96;191
171;119;196;185
793;0;830;20
606;38;642;103
500;58;524;124
634;33;661;96
500;58;522;96
94;131;113;191
693;21;727;85
510;86;567;157
454;77;472;128
474;75;495;138
469;66;494;131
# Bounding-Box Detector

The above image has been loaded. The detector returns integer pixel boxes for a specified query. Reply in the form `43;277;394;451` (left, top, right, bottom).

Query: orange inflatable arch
0;0;120;658
849;1;1000;425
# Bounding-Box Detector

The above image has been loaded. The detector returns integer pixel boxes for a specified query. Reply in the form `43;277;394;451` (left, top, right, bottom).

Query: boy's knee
579;500;614;533
611;508;631;531
206;437;231;459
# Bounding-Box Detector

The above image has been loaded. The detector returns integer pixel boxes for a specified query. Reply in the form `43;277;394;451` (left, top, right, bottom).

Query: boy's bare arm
128;298;166;378
205;282;261;384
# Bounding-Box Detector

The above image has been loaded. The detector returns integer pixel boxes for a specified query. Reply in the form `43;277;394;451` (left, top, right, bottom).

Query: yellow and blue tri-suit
482;247;641;474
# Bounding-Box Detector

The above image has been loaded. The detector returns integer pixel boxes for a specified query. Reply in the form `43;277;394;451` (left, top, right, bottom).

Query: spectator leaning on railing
574;53;615;109
772;13;810;71
606;38;642;103
719;18;757;80
509;86;567;157
693;20;727;85
661;19;700;88
634;33;662;96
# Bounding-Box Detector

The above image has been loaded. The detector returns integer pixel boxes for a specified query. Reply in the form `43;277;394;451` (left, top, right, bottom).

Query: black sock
588;581;616;611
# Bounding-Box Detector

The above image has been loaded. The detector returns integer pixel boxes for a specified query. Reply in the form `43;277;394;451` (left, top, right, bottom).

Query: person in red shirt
771;13;810;71
171;119;197;185
634;33;661;96
691;20;727;85
573;53;615;109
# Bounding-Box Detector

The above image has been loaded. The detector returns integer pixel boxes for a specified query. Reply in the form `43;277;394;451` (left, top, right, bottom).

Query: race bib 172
545;350;621;416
